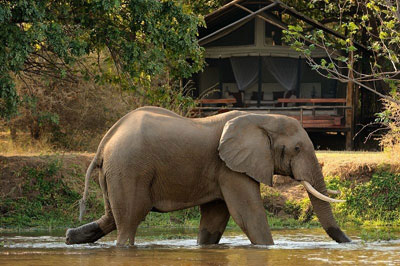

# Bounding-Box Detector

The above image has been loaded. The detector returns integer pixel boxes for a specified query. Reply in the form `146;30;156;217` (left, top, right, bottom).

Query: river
1;228;399;265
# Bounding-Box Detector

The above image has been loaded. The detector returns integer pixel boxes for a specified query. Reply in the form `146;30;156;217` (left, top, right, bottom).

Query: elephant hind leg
219;172;274;245
66;168;116;245
108;174;152;246
197;200;230;245
65;213;116;245
97;167;117;235
113;194;152;246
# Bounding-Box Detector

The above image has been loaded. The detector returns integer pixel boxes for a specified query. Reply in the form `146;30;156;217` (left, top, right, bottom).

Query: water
1;228;399;265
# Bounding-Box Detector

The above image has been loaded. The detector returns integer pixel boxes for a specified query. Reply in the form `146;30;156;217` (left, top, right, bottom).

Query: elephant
66;106;351;246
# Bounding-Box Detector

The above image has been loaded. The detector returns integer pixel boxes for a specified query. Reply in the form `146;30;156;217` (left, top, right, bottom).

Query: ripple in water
1;232;399;252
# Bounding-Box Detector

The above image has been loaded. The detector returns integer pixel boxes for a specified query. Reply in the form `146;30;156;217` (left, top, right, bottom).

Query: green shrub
327;172;400;225
0;159;103;228
360;227;399;241
283;200;301;218
346;172;400;222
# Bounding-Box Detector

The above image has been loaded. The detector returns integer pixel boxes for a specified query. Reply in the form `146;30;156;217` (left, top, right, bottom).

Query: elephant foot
66;222;105;245
197;229;223;245
326;227;352;243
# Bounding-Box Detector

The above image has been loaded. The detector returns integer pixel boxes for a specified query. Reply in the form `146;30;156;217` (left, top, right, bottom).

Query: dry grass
316;151;400;180
0;130;54;155
379;93;400;162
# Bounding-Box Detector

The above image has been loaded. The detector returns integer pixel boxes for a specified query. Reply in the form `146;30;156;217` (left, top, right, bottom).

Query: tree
283;0;400;105
0;0;204;118
281;0;400;150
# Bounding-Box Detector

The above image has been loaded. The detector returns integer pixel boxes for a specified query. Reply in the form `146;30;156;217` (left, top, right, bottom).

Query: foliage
283;0;400;104
346;172;400;222
181;0;228;16
327;173;400;226
138;80;199;117
266;212;320;229
143;207;201;227
0;159;103;228
1;77;198;151
0;0;204;119
285;198;314;223
360;227;399;241
4;72;137;151
376;92;400;159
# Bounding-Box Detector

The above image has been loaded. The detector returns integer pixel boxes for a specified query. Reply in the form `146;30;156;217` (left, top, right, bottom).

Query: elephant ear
218;114;274;186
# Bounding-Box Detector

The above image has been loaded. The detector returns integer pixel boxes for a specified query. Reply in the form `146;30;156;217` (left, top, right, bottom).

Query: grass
0;158;104;230
359;227;400;241
316;151;400;179
140;211;320;233
0;131;55;156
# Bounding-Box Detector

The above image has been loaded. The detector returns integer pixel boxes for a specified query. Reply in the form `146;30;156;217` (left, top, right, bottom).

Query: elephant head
218;114;351;243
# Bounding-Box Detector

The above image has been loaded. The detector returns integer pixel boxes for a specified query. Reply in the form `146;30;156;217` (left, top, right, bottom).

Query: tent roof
199;0;367;52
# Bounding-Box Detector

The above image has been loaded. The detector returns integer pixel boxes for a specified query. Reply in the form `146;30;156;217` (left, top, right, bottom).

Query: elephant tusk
301;181;345;203
327;189;341;195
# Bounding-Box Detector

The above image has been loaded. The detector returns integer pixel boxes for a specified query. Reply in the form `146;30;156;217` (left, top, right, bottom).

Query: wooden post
219;58;223;98
300;108;303;126
296;56;301;97
345;42;355;150
258;56;262;107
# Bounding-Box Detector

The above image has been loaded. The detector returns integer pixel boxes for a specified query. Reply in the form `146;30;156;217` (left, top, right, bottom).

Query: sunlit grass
0;130;55;155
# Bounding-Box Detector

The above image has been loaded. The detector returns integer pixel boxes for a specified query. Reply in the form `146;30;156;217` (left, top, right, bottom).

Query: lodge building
191;0;377;150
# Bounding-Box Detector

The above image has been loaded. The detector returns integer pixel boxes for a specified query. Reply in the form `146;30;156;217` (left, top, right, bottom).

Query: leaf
348;22;359;31
348;45;357;52
379;31;388;40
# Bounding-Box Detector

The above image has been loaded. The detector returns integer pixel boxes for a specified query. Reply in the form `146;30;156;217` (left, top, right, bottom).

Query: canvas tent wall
197;56;345;103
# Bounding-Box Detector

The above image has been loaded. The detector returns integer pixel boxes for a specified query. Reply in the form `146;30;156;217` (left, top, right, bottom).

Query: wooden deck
276;98;346;129
194;98;349;131
289;115;343;129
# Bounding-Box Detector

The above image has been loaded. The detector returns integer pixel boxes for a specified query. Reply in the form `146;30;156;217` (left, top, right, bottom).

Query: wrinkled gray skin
66;106;351;246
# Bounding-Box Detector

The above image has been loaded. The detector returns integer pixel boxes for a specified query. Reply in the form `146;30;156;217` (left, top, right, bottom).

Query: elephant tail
77;108;137;221
79;155;100;221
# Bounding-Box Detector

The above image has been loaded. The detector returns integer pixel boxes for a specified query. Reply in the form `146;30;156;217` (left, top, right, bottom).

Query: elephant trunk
307;174;351;243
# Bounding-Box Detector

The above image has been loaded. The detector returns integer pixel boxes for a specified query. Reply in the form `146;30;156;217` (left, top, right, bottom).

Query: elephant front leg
197;200;230;245
219;172;274;245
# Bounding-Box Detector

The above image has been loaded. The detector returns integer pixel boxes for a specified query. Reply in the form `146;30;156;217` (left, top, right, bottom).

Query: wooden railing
199;97;345;106
194;98;350;130
276;98;347;128
276;98;346;104
199;98;237;104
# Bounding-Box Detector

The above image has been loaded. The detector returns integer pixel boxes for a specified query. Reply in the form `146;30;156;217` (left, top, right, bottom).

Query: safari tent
191;0;370;150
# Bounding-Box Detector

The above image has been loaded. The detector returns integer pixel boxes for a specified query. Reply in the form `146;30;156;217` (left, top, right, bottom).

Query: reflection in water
1;228;399;265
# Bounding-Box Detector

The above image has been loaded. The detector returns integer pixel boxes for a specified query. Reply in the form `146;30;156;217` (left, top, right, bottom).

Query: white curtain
230;56;300;93
263;57;299;91
230;57;259;91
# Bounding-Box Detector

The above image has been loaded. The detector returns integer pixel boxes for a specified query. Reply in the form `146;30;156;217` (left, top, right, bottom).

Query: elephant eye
295;146;300;152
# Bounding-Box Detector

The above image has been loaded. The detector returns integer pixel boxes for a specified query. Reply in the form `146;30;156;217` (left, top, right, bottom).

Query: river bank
1;152;399;240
